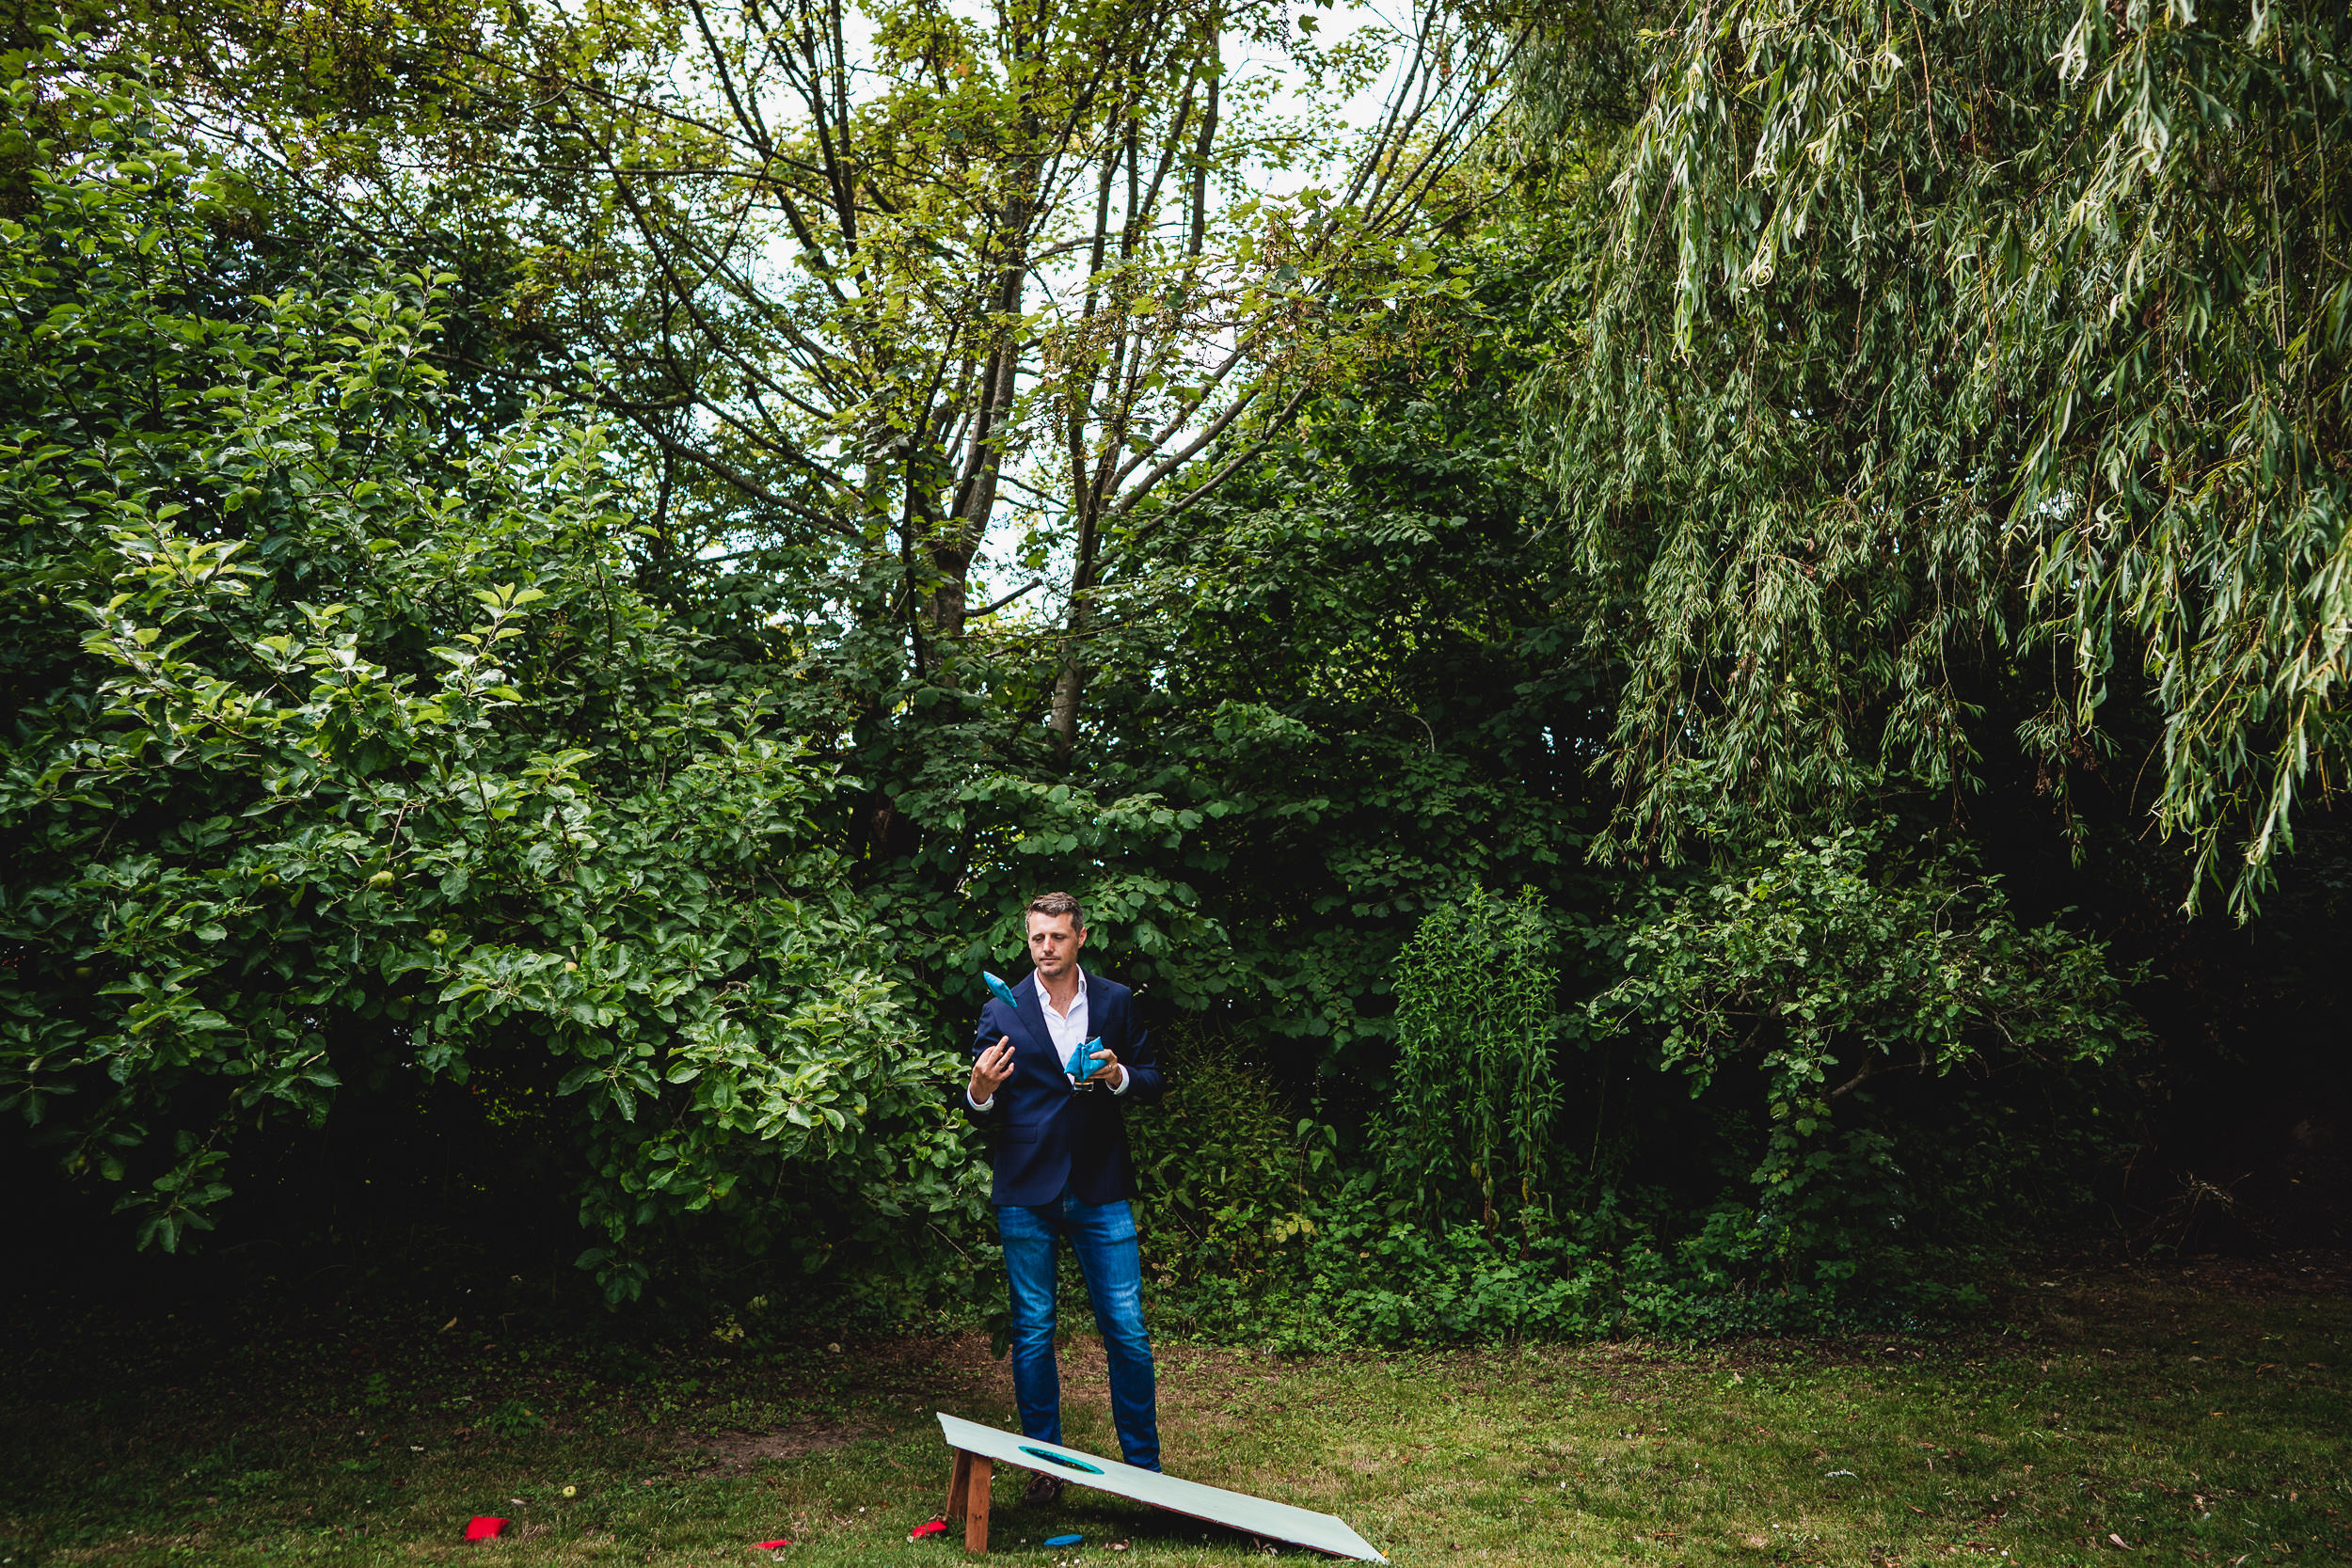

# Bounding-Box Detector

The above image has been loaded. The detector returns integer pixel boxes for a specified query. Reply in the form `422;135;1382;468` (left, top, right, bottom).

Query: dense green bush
1122;1040;2006;1348
1140;1164;2017;1350
1128;1025;1322;1296
1594;824;2146;1276
1118;859;2138;1348
0;52;981;1302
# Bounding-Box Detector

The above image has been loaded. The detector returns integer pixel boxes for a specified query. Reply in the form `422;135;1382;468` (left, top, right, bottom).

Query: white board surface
936;1412;1386;1561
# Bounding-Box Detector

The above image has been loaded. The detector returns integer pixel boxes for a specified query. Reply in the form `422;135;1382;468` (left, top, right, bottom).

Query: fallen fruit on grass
463;1517;507;1542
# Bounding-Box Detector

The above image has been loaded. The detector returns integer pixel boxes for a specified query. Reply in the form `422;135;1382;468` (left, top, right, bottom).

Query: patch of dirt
680;1422;885;1468
662;1331;1026;1470
816;1330;1017;1413
2126;1248;2352;1296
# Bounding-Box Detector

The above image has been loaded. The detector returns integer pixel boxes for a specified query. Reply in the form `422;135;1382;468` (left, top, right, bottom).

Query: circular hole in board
1020;1446;1105;1475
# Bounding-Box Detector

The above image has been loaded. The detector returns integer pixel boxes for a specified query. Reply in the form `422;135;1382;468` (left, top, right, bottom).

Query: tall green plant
1388;890;1563;1227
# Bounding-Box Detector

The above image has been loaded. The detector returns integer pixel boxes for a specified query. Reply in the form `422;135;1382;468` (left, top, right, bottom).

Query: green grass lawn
2;1258;2345;1567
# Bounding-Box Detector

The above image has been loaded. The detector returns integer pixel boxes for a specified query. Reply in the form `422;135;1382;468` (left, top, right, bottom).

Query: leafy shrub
1121;1023;1985;1347
1128;1024;1320;1294
1592;823;2145;1275
1109;870;2105;1347
1386;889;1564;1227
0;47;982;1302
1151;1174;2013;1350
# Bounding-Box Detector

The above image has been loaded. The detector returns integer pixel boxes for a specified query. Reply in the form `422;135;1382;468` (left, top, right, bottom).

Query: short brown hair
1026;890;1086;929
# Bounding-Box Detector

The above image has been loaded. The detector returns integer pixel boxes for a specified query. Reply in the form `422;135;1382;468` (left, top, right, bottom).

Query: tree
1518;0;2352;913
0;45;973;1298
155;0;1502;748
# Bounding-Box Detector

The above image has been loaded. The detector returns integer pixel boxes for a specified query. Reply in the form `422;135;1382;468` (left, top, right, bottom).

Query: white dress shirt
969;967;1129;1111
1035;965;1089;1059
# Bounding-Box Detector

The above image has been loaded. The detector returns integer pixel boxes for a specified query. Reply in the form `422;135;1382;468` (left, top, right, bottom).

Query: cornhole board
935;1412;1386;1560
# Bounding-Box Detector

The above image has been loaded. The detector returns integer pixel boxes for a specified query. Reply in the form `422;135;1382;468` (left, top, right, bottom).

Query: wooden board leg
945;1449;972;1523
963;1455;993;1555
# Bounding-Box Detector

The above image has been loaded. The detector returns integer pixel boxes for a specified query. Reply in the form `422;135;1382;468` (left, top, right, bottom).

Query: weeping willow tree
1518;0;2352;914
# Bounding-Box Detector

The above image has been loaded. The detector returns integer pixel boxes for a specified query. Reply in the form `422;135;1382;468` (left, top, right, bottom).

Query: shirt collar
1032;966;1088;1012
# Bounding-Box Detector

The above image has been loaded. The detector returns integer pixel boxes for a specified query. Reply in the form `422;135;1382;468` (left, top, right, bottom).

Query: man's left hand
1088;1048;1126;1090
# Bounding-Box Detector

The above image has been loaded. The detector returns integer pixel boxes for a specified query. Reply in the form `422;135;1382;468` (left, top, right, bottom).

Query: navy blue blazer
962;969;1163;1207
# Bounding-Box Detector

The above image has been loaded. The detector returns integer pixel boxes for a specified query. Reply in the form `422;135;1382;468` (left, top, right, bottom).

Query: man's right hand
969;1036;1015;1105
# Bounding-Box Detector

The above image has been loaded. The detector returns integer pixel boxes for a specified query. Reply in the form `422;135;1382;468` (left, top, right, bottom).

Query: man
964;890;1165;1498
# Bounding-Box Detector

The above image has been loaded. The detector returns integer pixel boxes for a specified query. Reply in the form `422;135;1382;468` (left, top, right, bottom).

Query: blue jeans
996;1185;1160;1471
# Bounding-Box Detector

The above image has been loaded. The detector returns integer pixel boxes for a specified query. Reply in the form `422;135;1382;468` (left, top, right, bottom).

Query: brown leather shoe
1021;1471;1063;1509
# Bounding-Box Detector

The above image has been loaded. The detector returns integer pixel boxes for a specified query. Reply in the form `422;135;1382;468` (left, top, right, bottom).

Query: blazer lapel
1012;972;1056;1063
1081;970;1105;1049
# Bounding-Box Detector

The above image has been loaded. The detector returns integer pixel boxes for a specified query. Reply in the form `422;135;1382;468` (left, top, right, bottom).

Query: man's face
1025;911;1086;979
